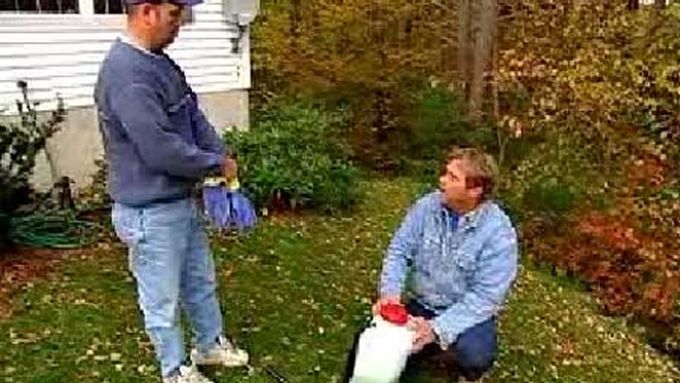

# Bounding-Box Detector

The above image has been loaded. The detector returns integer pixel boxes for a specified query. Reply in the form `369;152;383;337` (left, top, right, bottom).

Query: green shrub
225;103;360;213
0;81;65;248
405;84;492;160
398;82;495;184
524;178;579;217
502;130;614;226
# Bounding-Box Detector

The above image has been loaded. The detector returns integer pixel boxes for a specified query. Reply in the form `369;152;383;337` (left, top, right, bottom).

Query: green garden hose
9;213;97;249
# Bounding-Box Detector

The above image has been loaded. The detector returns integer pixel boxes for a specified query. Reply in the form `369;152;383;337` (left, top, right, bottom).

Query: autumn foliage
499;1;680;353
253;0;680;355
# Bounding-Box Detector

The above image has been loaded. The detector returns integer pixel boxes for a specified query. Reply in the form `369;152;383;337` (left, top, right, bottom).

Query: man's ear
139;3;156;21
181;7;194;24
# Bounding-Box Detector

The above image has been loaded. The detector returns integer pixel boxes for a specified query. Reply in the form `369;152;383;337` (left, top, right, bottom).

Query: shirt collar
119;34;163;57
437;191;489;231
459;203;488;230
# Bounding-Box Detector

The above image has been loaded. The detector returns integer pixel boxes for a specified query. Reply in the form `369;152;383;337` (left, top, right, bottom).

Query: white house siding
0;0;249;111
0;0;251;190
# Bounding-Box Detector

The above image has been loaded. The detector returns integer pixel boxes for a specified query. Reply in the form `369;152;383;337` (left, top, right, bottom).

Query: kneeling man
355;147;518;382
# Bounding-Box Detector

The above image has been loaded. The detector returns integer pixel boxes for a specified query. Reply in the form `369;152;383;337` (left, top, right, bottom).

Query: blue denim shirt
379;191;518;347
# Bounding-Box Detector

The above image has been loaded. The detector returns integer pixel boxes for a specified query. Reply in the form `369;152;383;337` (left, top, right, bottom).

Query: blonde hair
446;147;498;201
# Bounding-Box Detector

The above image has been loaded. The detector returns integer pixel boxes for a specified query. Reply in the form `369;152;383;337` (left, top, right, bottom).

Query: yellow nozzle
203;177;240;190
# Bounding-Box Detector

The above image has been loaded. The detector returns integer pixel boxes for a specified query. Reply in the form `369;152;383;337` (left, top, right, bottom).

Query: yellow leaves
254;0;458;95
500;115;525;138
657;65;680;95
497;2;680;144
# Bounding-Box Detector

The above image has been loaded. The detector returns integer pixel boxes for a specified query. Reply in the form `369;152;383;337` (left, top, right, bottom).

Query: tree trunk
492;36;505;168
469;0;497;119
291;0;301;38
457;0;472;111
627;0;639;10
655;0;666;9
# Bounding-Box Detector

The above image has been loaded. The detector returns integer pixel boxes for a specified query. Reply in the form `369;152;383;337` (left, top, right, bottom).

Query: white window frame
0;0;124;15
80;0;127;15
78;0;93;14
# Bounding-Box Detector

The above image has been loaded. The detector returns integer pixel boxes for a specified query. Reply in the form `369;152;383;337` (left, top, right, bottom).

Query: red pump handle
380;303;409;325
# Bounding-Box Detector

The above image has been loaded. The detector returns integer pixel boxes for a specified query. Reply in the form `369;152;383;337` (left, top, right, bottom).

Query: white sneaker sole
190;350;249;367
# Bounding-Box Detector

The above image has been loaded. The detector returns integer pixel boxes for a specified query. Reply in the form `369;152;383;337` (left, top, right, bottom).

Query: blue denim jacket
379;191;518;347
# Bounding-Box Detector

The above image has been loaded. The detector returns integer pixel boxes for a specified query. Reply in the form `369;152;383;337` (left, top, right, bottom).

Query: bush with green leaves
502;130;614;224
396;82;496;184
406;84;491;159
0;82;65;248
225;103;359;213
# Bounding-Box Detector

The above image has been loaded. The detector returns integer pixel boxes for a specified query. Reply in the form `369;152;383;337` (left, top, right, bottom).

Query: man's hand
371;295;401;316
222;156;238;181
408;316;436;353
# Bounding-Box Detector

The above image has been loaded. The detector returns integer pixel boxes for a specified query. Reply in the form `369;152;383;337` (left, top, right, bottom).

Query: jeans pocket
112;205;145;247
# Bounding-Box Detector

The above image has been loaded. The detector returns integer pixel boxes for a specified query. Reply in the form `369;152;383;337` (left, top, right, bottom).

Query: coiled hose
6;212;97;249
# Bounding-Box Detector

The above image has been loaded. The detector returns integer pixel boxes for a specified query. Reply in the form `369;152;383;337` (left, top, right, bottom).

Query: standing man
95;1;248;382
349;147;518;382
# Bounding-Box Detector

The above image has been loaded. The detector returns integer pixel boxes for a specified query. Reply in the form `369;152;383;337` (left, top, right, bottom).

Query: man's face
146;2;185;50
438;159;481;211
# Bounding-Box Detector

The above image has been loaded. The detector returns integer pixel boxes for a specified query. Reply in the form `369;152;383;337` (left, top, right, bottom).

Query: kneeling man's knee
456;344;495;380
454;320;496;380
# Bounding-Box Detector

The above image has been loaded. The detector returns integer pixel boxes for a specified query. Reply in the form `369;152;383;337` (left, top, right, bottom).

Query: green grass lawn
1;179;678;382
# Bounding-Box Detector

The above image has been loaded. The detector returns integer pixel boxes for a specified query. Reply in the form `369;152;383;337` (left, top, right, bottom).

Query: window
0;0;79;13
0;0;123;13
94;0;123;14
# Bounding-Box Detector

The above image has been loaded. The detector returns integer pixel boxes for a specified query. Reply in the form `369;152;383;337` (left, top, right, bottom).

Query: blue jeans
112;198;224;377
405;300;497;381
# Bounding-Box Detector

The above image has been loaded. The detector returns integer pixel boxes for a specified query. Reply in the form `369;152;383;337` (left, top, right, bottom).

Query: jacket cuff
431;317;456;349
379;285;401;299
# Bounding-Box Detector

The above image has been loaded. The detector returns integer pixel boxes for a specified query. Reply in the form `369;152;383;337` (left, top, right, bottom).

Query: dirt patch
0;247;73;319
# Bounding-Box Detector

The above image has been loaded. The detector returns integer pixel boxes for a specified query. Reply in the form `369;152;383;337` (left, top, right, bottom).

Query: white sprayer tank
350;303;415;383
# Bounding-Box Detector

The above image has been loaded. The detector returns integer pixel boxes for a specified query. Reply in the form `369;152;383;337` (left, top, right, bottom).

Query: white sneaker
190;336;249;367
163;365;213;383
